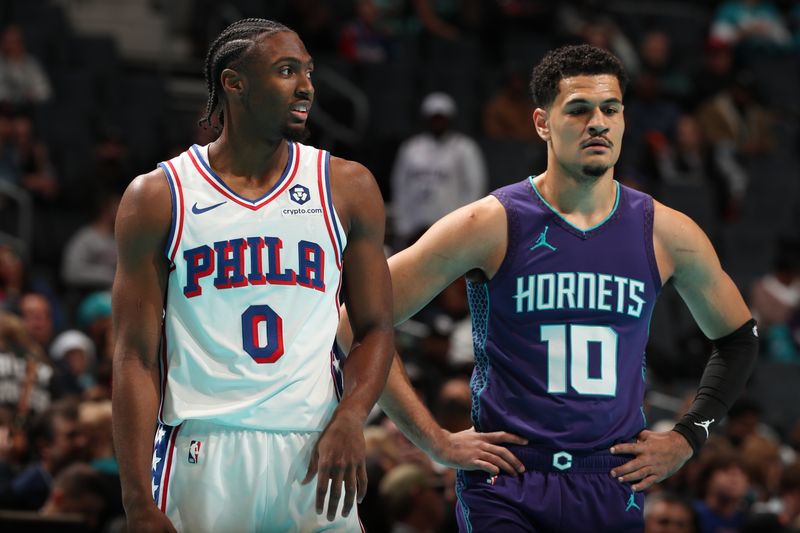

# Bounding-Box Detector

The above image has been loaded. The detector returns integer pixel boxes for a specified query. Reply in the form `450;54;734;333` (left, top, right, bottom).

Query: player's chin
282;123;310;143
580;164;610;178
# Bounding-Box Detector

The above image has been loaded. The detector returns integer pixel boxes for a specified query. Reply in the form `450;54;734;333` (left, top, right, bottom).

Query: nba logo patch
188;440;201;464
289;184;311;205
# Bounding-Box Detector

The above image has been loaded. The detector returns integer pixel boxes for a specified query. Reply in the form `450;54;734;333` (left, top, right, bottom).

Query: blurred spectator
4;400;87;510
695;71;773;221
361;425;397;533
391;92;487;247
39;463;105;531
557;3;640;76
0;26;52;107
0;245;25;311
644;491;698;533
60;192;119;293
78;400;121;524
19;293;54;351
0;311;51;419
741;435;783;504
413;0;471;42
724;397;766;448
744;460;800;532
691;39;736;105
710;0;792;52
9;112;57;202
636;31;692;102
693;452;750;533
644;115;719;188
76;291;112;353
338;0;395;65
74;291;112;399
483;67;538;142
49;330;96;400
410;276;471;380
78;401;114;475
0;310;50;491
0;106;16;182
379;463;447;533
792;4;800;50
282;0;338;55
87;128;131;200
749;239;800;362
433;377;472;433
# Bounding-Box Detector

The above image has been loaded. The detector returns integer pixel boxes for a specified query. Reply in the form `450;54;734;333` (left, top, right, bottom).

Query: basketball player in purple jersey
340;45;758;531
112;20;394;532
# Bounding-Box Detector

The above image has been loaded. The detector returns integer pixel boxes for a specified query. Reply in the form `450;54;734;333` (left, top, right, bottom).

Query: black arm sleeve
672;319;759;454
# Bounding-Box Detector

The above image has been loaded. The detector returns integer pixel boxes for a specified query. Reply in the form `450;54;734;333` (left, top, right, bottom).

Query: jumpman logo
531;225;556;251
625;492;641;512
694;419;715;438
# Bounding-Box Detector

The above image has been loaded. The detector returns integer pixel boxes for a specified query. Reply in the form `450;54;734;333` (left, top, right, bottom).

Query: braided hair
199;18;293;130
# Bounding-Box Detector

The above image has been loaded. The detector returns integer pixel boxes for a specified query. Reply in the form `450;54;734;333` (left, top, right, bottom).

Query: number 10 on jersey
540;324;618;396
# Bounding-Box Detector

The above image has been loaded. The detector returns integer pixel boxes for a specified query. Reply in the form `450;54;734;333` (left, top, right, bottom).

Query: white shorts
151;420;363;533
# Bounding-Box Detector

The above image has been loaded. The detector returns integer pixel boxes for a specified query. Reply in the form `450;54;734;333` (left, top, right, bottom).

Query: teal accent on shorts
626;490;641;512
456;470;473;533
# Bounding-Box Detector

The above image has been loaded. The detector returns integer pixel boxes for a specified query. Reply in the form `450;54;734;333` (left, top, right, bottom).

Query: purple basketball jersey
468;177;661;452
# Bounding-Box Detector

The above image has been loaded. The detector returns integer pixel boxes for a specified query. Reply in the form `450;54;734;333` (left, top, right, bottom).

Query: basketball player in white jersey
112;19;394;532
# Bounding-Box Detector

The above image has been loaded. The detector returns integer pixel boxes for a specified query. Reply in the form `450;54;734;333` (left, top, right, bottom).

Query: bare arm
111;169;175;531
654;202;751;337
611;202;754;491
304;158;394;521
332;159;395;425
339;196;527;474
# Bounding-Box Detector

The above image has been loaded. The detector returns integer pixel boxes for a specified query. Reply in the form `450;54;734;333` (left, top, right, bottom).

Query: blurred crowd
0;0;799;531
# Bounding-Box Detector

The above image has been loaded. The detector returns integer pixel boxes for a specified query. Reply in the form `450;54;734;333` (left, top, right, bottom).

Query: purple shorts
455;447;644;532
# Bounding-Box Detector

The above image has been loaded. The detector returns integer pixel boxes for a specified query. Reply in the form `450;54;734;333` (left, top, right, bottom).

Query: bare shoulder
327;155;383;235
407;194;507;278
117;167;172;243
455;194;506;228
652;199;718;282
328;156;375;189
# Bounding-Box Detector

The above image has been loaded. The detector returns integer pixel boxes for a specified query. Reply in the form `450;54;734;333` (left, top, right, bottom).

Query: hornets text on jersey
468;177;661;451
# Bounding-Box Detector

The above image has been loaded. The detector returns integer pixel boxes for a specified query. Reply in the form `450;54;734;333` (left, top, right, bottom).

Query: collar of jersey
527;176;621;239
188;142;298;210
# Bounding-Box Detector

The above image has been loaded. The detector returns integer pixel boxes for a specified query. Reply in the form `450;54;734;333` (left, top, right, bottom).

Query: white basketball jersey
157;142;346;431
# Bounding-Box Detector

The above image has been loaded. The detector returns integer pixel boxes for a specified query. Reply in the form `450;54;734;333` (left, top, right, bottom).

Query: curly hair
199;18;293;130
529;45;628;109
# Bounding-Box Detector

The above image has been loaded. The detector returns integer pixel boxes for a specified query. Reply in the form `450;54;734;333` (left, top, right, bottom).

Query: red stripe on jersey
317;150;342;271
159;424;181;512
166;160;184;263
157;331;168;423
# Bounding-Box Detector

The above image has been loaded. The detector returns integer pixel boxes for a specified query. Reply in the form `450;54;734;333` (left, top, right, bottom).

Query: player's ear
221;68;246;99
533;108;550;143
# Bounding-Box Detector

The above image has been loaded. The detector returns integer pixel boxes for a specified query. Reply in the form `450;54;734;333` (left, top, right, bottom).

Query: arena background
0;0;799;531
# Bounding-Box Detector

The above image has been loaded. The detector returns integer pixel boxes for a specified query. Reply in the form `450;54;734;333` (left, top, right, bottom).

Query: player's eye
279;66;292;76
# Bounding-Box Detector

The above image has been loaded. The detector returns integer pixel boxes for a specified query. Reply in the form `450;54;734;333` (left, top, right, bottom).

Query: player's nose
296;75;314;101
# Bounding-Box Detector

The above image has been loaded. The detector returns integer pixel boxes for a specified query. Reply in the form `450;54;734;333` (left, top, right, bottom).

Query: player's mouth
581;138;611;150
289;101;311;121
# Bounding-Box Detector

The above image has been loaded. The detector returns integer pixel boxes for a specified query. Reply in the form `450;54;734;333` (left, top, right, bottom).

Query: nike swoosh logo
191;201;226;214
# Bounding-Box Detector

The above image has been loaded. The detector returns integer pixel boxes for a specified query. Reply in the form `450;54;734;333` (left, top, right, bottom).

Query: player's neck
533;169;617;229
207;127;287;185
